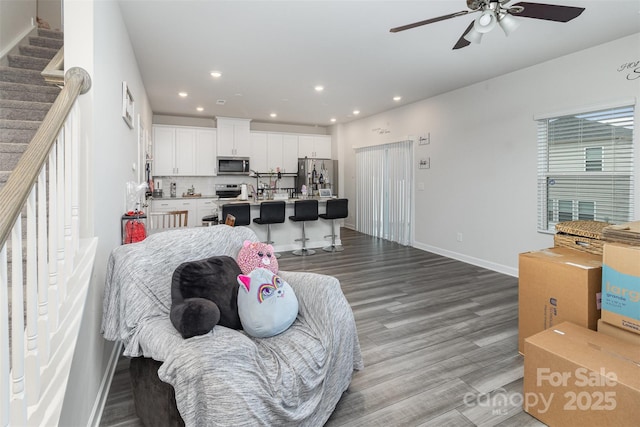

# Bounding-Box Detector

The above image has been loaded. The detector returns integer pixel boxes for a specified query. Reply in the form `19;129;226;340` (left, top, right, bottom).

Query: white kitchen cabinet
150;198;197;227
217;117;251;157
153;125;217;176
174;128;196;175
152;126;177;176
196;198;219;224
195;128;217;175
267;133;299;174
298;134;331;159
249;132;299;174
250;132;268;173
281;134;299;173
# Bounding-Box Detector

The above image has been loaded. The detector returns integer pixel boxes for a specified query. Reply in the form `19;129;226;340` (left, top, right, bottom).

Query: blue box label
601;265;640;320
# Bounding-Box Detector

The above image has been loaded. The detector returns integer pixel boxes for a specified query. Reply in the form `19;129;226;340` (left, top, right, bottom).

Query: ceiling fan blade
390;10;470;33
510;2;585;22
452;21;475;50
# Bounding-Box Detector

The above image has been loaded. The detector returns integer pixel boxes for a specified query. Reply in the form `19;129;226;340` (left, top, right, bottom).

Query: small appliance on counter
152;179;163;198
239;184;249;200
215;184;242;200
170;181;177;198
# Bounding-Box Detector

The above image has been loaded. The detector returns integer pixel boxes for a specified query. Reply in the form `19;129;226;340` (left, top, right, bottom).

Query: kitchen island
220;198;342;253
150;196;343;253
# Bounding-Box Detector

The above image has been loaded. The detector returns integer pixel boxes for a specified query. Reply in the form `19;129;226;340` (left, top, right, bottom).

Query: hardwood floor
99;228;545;427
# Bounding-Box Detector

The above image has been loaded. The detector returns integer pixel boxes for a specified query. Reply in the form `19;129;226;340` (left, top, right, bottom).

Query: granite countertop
150;195;218;201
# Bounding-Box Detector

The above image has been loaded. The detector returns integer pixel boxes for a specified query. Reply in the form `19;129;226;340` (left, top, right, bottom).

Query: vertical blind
355;140;412;245
537;105;635;232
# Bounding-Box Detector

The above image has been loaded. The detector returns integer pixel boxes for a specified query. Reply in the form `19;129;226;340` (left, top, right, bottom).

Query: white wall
60;0;152;425
0;0;35;59
37;0;63;30
336;33;640;276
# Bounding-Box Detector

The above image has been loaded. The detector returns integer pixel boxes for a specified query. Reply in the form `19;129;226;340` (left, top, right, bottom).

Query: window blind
355;140;412;245
537;105;635;232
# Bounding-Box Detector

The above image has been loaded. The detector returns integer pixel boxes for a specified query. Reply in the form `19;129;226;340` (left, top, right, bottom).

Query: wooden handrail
41;47;65;86
0;66;91;247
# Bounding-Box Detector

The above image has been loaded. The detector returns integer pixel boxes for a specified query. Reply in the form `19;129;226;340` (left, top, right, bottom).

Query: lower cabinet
150;199;196;227
196;199;219;224
151;198;220;227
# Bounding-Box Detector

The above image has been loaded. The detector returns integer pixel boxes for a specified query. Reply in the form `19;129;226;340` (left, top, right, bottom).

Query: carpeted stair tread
7;54;50;71
37;28;63;40
0;66;48;86
0;119;42;130
28;36;63;51
0;81;60;103
18;45;59;60
0;99;52;121
0;142;29;171
0;119;40;144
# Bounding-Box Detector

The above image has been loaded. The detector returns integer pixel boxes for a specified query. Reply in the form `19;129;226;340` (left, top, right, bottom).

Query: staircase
1;26;97;426
0;28;63;193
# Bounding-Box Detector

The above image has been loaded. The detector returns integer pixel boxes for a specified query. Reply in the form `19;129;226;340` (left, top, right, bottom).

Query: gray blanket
102;225;363;426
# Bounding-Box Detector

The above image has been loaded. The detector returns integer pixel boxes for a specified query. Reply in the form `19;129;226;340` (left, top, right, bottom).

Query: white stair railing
0;67;95;427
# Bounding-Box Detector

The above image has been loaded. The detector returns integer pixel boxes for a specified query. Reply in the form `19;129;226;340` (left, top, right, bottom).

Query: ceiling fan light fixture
474;9;497;33
497;12;520;36
463;26;483;44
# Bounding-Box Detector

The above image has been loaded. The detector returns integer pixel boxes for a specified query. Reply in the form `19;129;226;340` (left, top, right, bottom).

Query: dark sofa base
129;357;185;427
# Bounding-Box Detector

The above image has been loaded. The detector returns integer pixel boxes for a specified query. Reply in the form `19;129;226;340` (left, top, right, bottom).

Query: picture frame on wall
122;81;135;129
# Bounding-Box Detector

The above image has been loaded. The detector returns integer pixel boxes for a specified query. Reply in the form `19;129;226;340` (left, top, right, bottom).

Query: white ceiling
118;0;640;127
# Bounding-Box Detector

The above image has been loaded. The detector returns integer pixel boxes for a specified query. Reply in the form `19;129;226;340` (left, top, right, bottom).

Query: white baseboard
413;241;518;277
88;341;123;427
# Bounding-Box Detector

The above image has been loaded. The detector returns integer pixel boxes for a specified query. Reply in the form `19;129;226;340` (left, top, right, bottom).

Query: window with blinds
537;105;635;233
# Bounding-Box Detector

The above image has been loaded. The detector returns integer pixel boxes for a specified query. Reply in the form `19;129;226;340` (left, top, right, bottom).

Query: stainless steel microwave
218;157;250;175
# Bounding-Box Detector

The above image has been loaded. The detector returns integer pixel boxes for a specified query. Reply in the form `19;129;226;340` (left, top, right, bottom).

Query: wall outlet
457;232;463;242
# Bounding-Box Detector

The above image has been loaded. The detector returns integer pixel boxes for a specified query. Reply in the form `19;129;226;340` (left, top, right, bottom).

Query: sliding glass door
355;140;413;245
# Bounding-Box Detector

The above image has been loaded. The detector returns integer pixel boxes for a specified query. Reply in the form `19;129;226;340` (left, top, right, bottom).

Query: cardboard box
518;247;602;354
601;243;640;335
598;319;640;346
524;322;640;427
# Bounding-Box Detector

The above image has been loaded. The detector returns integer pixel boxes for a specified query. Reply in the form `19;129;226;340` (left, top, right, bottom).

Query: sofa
101;225;363;426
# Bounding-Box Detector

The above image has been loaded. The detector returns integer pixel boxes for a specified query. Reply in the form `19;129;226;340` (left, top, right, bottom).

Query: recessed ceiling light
210;71;222;78
330;118;337;123
314;85;324;92
393;96;402;102
270;113;277;118
196;107;204;112
353;110;360;115
178;92;188;97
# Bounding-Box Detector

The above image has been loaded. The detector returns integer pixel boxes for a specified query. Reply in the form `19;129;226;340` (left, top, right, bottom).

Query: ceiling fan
390;0;585;50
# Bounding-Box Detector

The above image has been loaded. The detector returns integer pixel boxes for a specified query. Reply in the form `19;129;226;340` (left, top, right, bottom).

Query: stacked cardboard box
554;220;609;255
520;223;640;425
523;322;640;426
602;220;640;246
518;247;602;354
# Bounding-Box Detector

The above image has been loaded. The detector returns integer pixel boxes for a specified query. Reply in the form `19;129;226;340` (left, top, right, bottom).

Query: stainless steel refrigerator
296;158;338;197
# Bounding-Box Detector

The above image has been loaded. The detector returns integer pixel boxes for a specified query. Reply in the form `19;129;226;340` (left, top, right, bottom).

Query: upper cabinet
250;132;268;173
272;133;299;174
194;128;217;175
298;135;331;159
152;125;217;176
249;132;299;174
216;117;251;157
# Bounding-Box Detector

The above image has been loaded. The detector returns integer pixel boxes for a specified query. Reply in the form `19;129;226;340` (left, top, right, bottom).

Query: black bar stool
221;203;251;226
319;198;348;252
289;199;318;256
253;201;286;257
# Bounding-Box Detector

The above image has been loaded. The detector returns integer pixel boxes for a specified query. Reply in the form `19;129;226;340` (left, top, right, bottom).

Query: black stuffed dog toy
170;255;242;338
